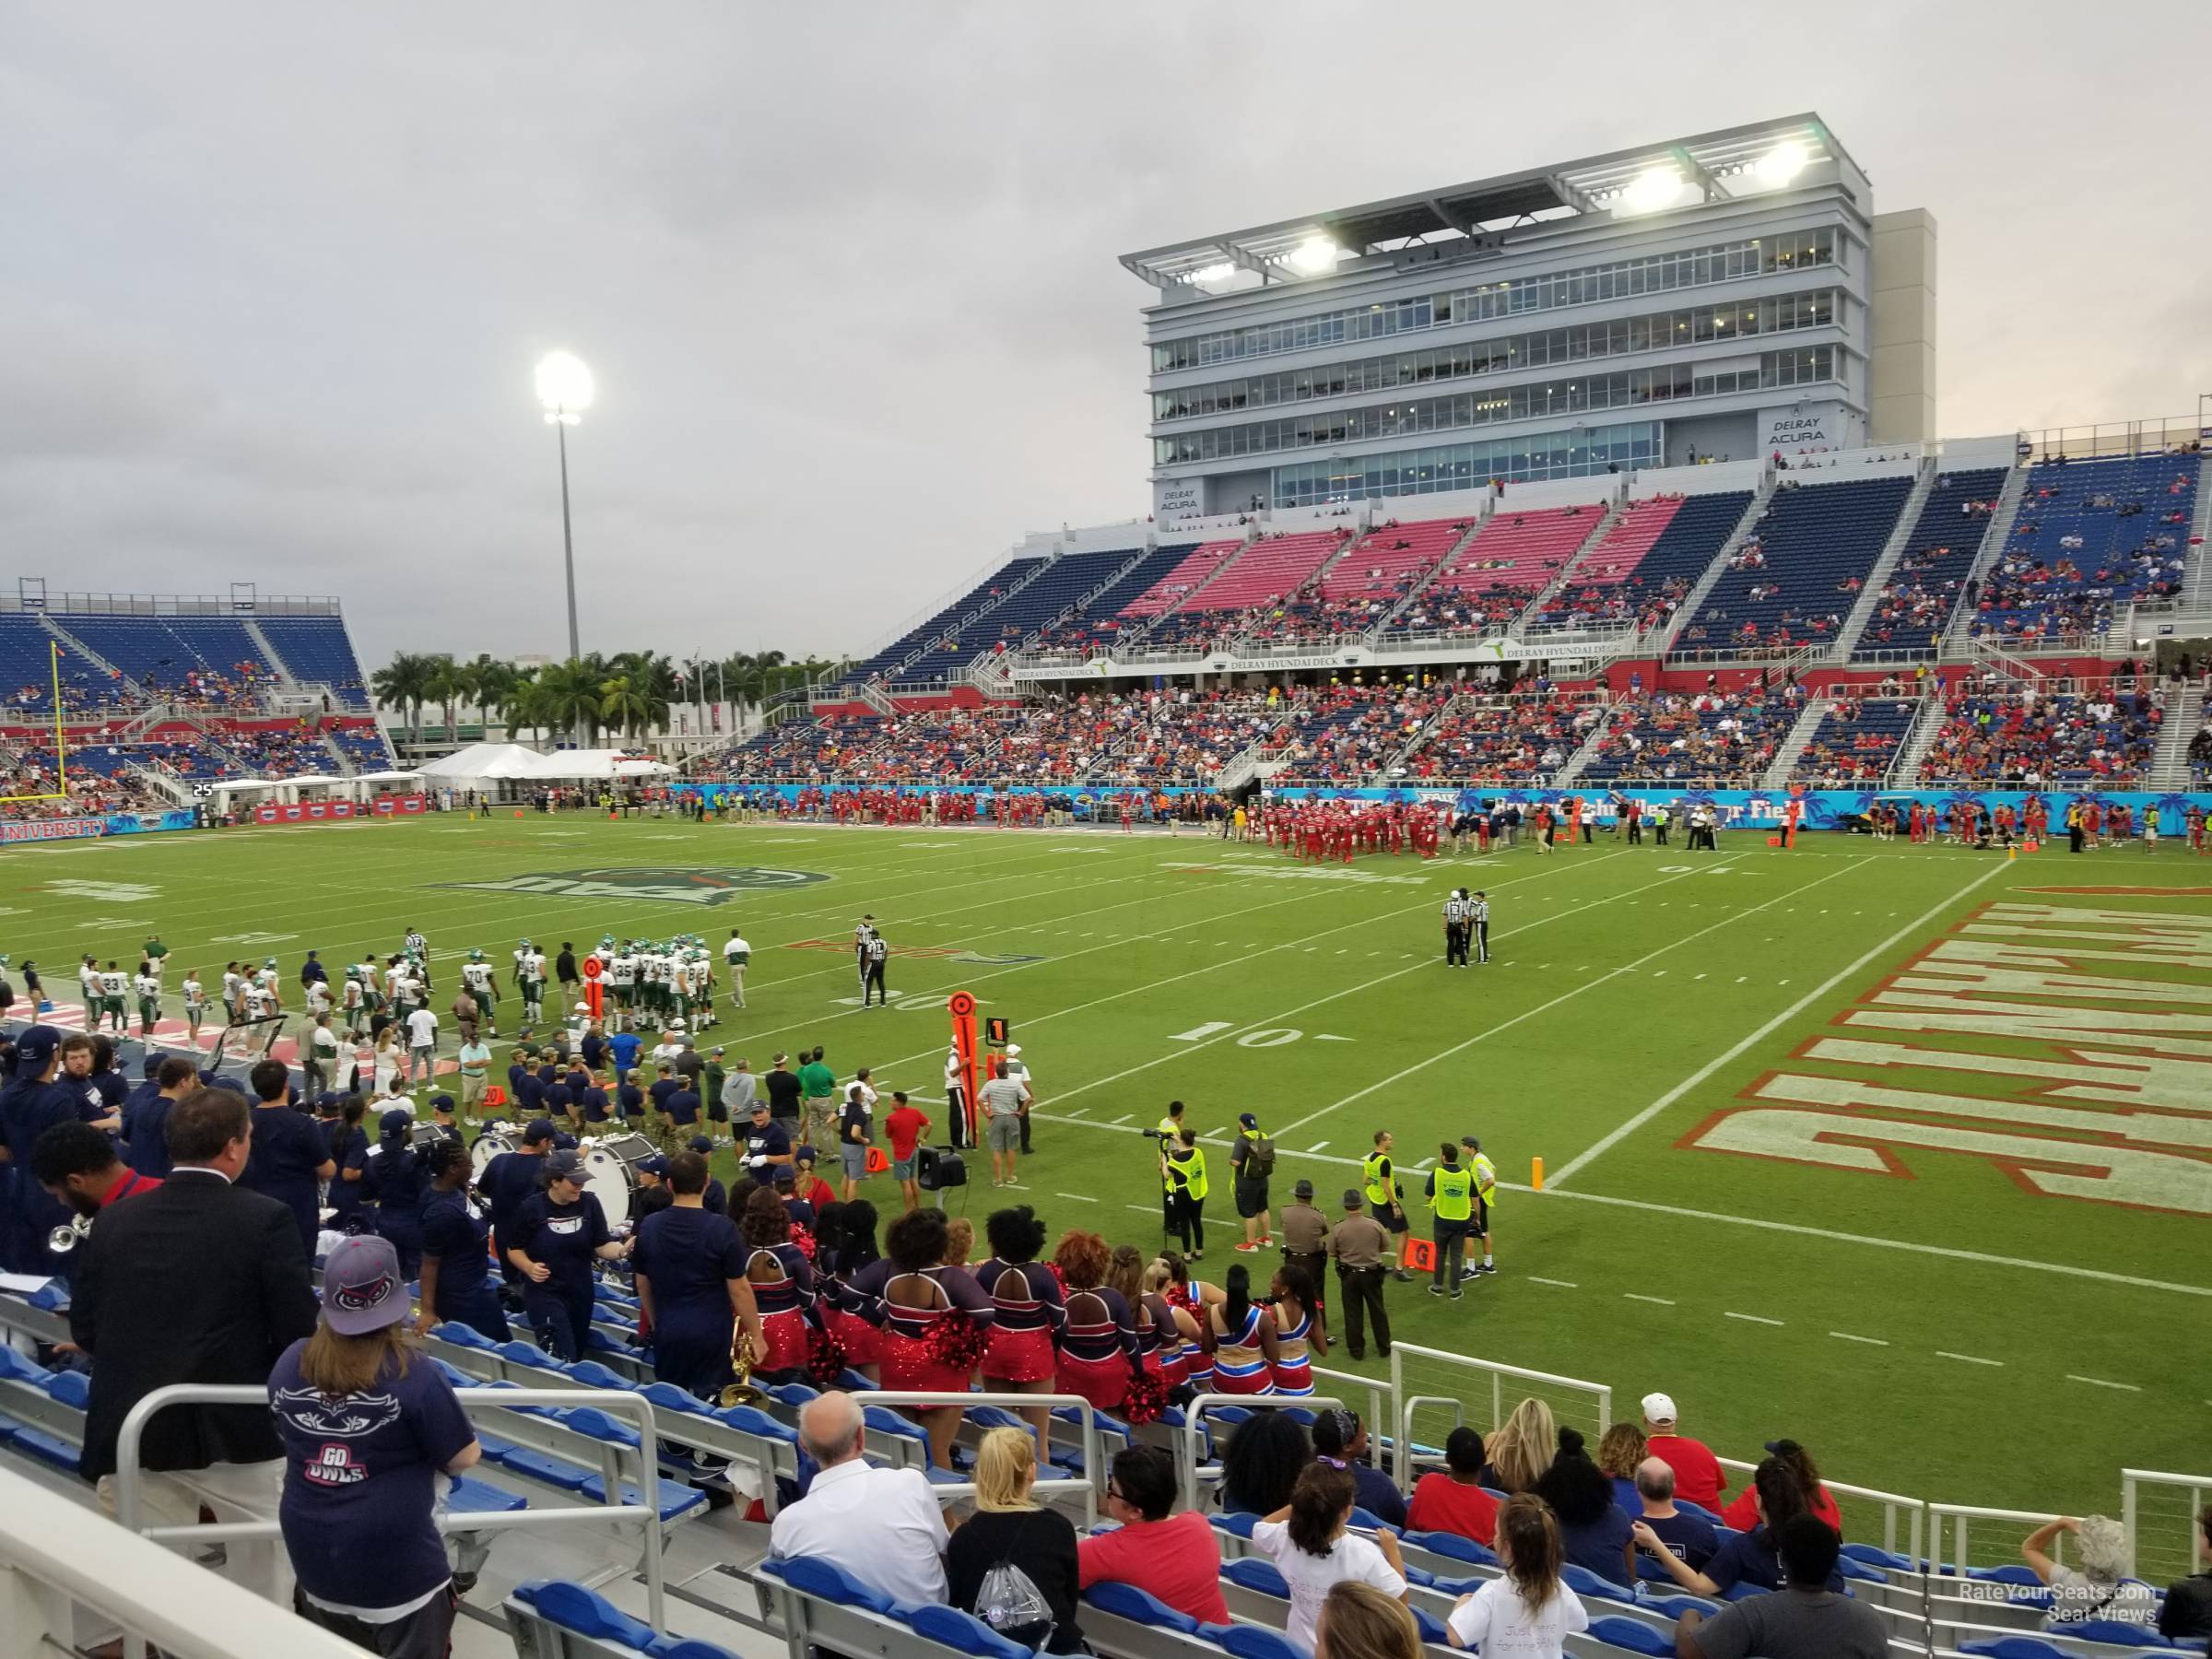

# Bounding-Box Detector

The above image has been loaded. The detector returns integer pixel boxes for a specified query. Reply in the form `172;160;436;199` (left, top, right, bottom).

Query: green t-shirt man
143;937;170;970
796;1057;835;1101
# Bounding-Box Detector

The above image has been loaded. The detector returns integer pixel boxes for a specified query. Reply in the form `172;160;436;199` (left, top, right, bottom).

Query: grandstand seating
1921;679;2163;785
1673;475;1914;655
1171;529;1353;615
718;713;883;781
1397;692;1602;782
253;616;372;708
1539;490;1757;637
1972;453;2199;642
55;616;280;703
838;557;1047;687
1395;503;1608;637
1580;688;1802;785
1237;515;1475;643
1115;541;1246;620
1024;544;1200;654
1791;695;1924;784
2;615;132;714
1853;468;2007;657
966;547;1146;655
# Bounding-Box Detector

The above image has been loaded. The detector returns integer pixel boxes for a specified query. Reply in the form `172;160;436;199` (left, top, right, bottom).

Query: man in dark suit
70;1087;318;1544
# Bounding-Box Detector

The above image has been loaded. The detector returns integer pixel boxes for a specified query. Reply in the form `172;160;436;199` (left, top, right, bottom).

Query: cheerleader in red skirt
1203;1264;1279;1395
974;1208;1066;1449
816;1199;883;1382
1127;1249;1201;1396
1157;1251;1224;1396
739;1188;820;1382
853;1208;995;1472
1267;1263;1328;1396
1051;1232;1140;1415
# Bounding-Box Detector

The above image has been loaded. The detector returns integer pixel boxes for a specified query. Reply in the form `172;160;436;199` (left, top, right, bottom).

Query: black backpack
1244;1132;1277;1178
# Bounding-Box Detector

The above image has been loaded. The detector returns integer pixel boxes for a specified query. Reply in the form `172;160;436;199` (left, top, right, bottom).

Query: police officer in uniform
1442;889;1473;967
1278;1178;1329;1290
1471;890;1490;965
1325;1190;1394;1360
861;927;889;1007
1424;1142;1475;1299
1361;1130;1414;1281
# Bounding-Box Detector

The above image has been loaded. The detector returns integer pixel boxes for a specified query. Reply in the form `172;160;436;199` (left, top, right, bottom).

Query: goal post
0;641;70;805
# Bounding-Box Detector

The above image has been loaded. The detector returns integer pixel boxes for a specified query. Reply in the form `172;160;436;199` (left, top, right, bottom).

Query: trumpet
47;1213;95;1255
718;1326;765;1408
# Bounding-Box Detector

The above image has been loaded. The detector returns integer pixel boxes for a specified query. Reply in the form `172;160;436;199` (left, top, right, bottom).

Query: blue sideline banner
0;809;197;845
672;782;2209;827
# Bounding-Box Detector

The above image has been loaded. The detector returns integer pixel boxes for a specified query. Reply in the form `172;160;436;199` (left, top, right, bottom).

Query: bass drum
582;1133;657;1229
470;1120;519;1183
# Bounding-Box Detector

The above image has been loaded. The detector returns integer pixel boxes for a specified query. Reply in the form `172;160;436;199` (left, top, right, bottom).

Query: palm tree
370;652;438;738
499;667;547;744
533;659;602;745
597;672;653;742
465;655;517;737
421;655;465;742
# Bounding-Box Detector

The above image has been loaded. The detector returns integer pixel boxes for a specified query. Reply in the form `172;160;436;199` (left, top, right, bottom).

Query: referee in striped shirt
1471;890;1489;964
1442;889;1473;966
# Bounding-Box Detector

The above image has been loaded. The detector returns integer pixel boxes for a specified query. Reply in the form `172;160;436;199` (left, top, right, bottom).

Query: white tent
415;743;670;789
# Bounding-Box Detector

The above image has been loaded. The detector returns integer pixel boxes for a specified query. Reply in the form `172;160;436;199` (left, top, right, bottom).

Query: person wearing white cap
1640;1392;1728;1512
722;927;750;1010
268;1233;482;1652
1002;1043;1034;1154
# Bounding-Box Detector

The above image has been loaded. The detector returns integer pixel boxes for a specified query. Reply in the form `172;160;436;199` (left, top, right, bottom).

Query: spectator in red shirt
1641;1392;1728;1513
790;1147;837;1212
33;1120;164;1222
1722;1438;1841;1535
1077;1445;1230;1625
883;1090;932;1214
1406;1426;1499;1547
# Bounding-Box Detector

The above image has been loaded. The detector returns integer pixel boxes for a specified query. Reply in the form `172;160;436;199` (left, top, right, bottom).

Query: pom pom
1121;1369;1168;1426
1045;1261;1069;1294
922;1311;991;1373
805;1322;846;1385
789;1226;818;1263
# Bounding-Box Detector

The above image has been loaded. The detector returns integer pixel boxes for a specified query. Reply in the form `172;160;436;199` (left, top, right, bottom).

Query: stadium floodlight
1190;262;1238;285
1753;140;1809;189
1618;166;1687;216
1289;237;1339;274
535;350;594;424
534;350;593;665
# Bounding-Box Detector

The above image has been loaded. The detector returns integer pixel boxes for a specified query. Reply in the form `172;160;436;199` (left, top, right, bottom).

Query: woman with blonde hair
1478;1396;1556;1494
1446;1493;1588;1654
1317;1580;1423;1659
944;1427;1085;1652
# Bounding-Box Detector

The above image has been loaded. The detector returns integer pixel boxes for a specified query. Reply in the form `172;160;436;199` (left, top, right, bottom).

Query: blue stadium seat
495;1447;596;1491
1221;1557;1290;1598
41;1371;90;1410
1673;474;1914;654
576;1474;708;1524
2061;1618;2171;1648
443;1475;527;1515
768;1554;904;1617
565;1361;634;1391
1410;1605;1449;1645
1211;1511;1260;1539
638;1382;715;1419
512;1580;657;1650
1202;1624;1309;1659
716;1405;797;1444
1958;1641;2077;1659
1563;1563;1638;1603
1589;1615;1676;1654
1083;1581;1202;1633
1403;1529;1495;1567
908;1603;1032;1658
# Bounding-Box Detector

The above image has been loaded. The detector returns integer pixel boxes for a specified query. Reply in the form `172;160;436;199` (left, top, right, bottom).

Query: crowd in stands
1921;679;2164;785
1675;476;1913;657
1853;469;2006;658
1400;690;1601;782
1790;696;1923;786
1971;455;2199;643
1582;687;1802;786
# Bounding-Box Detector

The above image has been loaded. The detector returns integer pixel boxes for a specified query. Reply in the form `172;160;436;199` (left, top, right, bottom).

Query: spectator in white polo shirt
769;1391;948;1606
1004;1044;1036;1154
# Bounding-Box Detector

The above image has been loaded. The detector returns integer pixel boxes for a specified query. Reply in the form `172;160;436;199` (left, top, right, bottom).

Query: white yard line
1271;857;1871;1138
1546;858;2010;1189
1936;1351;2005;1368
1829;1332;1889;1347
1724;1312;1785;1327
2065;1374;2142;1393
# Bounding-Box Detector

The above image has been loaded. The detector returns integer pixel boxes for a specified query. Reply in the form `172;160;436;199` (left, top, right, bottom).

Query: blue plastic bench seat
565;1360;634;1391
577;1474;707;1524
445;1475;527;1514
1083;1581;1201;1633
512;1579;656;1649
496;1447;597;1491
10;1424;80;1471
41;1371;90;1411
430;1322;499;1351
498;1340;567;1372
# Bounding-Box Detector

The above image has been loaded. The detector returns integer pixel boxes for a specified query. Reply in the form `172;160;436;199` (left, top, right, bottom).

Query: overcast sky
6;3;2209;672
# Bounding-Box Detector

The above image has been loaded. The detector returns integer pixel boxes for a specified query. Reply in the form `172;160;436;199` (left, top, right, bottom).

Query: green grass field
6;813;2206;1547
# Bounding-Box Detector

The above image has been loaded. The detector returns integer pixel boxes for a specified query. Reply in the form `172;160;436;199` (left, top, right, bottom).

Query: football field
5;812;2206;1529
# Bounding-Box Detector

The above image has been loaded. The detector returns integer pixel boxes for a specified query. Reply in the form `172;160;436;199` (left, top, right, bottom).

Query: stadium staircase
120;759;194;806
1550;704;1620;786
1759;696;1838;788
1514;497;1628;630
1887;688;1954;787
240;618;300;691
1365;510;1494;635
2149;680;2203;790
1655;472;1775;654
2186;466;2212;609
1826;460;1937;660
38;616;142;700
1003;545;1156;653
317;731;359;776
1938;459;2034;651
1378;690;1474;779
1127;535;1264;643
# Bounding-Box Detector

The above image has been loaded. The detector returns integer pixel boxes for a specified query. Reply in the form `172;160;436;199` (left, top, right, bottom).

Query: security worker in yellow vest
1361;1129;1415;1282
1424;1142;1476;1298
1457;1134;1499;1281
1157;1100;1190;1234
1164;1127;1208;1260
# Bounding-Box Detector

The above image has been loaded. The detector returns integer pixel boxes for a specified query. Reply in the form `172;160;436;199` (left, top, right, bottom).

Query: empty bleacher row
1;610;373;716
1855;468;2007;658
1532;491;1752;634
1673;473;1915;656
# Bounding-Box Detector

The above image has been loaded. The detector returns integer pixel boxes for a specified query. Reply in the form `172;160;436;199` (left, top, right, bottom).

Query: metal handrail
853;1390;1101;1526
113;1382;667;1637
1714;1453;1929;1561
1388;1344;1611;1496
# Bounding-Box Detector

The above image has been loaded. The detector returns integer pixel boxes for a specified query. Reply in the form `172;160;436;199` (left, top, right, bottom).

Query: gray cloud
4;2;2208;668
